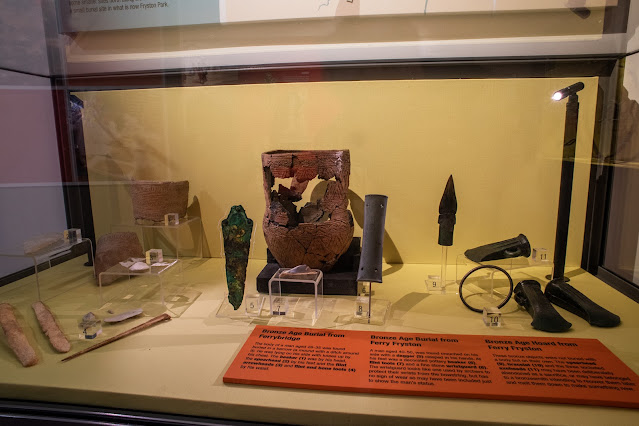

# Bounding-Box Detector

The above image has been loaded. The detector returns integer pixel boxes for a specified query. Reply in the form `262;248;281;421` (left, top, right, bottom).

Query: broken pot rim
128;180;189;185
262;149;350;156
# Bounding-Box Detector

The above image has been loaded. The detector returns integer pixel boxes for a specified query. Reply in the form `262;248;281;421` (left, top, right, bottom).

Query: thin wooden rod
61;313;171;362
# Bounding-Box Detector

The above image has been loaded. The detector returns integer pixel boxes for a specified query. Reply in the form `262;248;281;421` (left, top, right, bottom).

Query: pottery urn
261;150;354;272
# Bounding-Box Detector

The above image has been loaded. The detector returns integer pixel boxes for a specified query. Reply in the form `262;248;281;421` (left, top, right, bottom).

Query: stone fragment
280;265;318;280
129;262;150;272
104;308;144;323
222;205;253;310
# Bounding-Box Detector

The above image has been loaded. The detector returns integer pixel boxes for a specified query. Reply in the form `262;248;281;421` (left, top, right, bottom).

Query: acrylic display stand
456;254;515;285
216;292;266;319
456;254;515;314
483;307;503;327
98;258;197;318
426;274;446;294
256;238;361;296
424;246;455;295
268;268;323;326
457;247;551;286
351;282;391;325
0;238;94;301
113;216;203;260
531;247;551;265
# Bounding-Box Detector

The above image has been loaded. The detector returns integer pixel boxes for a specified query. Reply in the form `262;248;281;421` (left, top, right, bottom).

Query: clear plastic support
424;246;450;294
98;258;197;318
268;268;323;326
457;255;515;312
441;245;448;289
426;274;446;294
456;253;514;284
531;247;551;265
244;293;265;317
352;282;390;325
64;228;82;244
0;237;95;302
164;213;180;226
216;292;266;319
145;249;164;264
483;307;503;327
112;216;203;260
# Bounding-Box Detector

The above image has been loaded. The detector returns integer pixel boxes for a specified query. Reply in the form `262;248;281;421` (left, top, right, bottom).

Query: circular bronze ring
459;265;514;313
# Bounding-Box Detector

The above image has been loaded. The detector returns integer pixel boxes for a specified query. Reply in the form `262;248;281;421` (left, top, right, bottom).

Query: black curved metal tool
545;279;620;327
465;234;531;263
514;280;572;333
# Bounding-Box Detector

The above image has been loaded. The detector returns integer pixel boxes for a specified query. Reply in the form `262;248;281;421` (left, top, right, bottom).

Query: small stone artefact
104;308;144;323
129;261;150;272
79;312;102;339
280;265;317;280
222;205;253;310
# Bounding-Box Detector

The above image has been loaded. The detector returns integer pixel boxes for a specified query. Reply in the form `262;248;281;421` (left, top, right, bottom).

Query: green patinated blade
221;205;253;310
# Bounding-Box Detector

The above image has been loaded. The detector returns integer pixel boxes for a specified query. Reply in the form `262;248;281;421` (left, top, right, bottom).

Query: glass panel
603;53;639;285
58;2;632;75
2;2;639;424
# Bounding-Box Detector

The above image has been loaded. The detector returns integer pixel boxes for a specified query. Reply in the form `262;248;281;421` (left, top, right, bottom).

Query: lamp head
552;82;585;101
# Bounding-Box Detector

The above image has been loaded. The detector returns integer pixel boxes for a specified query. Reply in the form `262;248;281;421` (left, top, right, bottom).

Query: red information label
224;326;639;408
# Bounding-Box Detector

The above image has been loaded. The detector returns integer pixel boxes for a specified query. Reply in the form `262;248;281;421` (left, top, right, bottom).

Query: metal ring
459;265;514;313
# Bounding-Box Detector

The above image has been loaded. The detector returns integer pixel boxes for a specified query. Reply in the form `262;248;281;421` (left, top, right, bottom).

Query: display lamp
550;82;584;282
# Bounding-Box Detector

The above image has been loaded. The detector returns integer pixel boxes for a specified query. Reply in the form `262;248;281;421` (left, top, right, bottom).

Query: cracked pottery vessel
262;150;354;272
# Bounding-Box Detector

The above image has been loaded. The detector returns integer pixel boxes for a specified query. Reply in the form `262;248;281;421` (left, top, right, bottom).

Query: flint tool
438;175;457;288
104;308;143;323
545;279;620;327
465;234;531;263
514;280;571;332
357;194;388;324
61;313;171;362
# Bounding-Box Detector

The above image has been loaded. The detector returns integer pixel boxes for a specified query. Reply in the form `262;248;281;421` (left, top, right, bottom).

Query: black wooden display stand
256;237;361;296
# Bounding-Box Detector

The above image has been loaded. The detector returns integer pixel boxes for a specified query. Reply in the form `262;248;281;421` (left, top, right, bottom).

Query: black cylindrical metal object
357;194;388;283
552;94;579;281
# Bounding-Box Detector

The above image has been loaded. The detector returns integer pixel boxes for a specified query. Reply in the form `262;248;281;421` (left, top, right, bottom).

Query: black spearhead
438;175;457;246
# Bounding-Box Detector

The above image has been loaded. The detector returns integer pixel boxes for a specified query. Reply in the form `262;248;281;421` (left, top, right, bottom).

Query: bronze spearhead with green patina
222;205;253;310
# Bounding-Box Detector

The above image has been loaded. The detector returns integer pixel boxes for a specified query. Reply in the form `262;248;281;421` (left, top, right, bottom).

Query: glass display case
1;1;639;424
